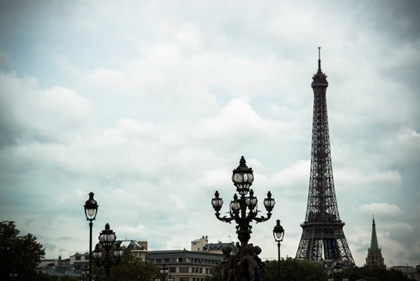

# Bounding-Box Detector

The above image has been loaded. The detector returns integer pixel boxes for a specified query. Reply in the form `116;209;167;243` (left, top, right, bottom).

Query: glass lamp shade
84;192;98;221
92;244;103;261
333;263;343;276
229;194;240;213
81;268;89;276
245;189;258;210
211;191;223;212
98;223;116;250
114;245;124;260
263;191;275;212
229;200;240;213
160;265;169;277
9;270;17;279
232;156;254;196
273;219;285;242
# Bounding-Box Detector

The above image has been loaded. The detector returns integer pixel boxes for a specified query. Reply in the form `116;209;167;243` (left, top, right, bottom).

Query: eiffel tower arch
295;48;355;266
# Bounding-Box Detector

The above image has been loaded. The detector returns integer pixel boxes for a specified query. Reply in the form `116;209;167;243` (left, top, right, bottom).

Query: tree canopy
0;221;46;280
93;246;159;281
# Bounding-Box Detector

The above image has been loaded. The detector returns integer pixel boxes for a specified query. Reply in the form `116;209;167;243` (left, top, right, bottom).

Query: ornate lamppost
84;192;98;281
168;274;174;281
81;267;89;281
332;262;343;281
160;265;169;281
273;219;285;281
9;270;17;280
93;224;123;281
211;156;275;279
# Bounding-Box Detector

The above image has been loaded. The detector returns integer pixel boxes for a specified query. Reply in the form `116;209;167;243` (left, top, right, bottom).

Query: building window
169;267;176;273
179;267;189;273
156;259;162;263
75;256;81;261
180;278;189;281
164;258;170;263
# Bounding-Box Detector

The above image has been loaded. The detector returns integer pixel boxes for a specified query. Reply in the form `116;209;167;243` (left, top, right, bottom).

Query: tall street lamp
84;192;98;281
211;156;275;278
273;219;285;281
160;265;169;281
93;223;123;281
81;267;89;281
9;270;17;280
332;262;343;281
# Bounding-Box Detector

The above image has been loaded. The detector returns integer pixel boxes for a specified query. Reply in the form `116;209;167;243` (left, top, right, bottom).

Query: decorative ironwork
93;224;123;281
212;156;274;281
295;49;355;266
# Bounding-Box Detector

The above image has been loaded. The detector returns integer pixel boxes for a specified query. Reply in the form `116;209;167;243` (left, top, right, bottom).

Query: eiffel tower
295;48;355;266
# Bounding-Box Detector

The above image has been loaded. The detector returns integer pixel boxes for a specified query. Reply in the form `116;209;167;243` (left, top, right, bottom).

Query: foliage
263;257;327;281
205;257;413;281
59;275;79;281
343;266;411;281
0;221;46;280
205;263;223;281
93;246;159;281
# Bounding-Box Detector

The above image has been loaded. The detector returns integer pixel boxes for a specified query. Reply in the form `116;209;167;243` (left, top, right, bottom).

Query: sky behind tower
0;0;419;267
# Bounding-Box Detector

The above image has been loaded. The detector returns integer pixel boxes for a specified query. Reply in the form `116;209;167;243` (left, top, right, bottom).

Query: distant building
147;249;223;281
365;217;385;268
391;265;420;280
116;240;147;261
191;235;237;254
146;236;232;281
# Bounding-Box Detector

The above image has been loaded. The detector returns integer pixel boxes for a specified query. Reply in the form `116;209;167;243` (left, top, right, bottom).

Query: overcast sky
0;0;419;267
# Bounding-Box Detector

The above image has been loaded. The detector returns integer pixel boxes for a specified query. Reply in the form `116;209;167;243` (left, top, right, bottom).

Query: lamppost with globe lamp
273;219;285;281
81;267;89;281
211;156;275;280
9;270;17;280
160;265;169;281
84;192;98;281
332;262;343;281
93;223;123;281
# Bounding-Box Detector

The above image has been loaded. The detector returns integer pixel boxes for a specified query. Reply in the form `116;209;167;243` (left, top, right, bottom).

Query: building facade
117;240;148;261
147;250;223;281
391;265;420;280
191;235;237;254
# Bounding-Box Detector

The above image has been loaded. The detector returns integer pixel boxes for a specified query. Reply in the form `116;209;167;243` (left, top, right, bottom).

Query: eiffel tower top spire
312;47;328;87
370;216;380;250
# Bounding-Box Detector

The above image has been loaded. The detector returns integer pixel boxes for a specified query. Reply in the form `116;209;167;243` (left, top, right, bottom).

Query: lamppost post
273;219;284;281
81;268;89;281
332;262;343;281
211;156;275;280
84;192;98;281
93;223;123;281
160;264;169;281
9;270;17;280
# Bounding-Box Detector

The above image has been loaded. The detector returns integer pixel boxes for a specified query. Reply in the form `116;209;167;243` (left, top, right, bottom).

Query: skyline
0;0;419;267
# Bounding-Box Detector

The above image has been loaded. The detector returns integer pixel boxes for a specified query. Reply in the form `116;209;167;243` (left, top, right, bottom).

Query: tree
263;257;327;281
93;246;159;281
205;263;223;281
343;266;411;281
0;221;46;280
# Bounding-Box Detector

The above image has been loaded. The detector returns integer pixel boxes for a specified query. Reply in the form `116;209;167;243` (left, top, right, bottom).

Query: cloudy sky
0;0;419;267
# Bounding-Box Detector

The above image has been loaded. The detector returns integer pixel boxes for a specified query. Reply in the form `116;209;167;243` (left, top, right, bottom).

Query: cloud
0;0;419;268
0;72;92;146
359;203;403;217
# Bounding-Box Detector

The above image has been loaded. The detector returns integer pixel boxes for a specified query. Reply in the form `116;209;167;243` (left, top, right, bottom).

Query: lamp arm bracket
215;213;235;223
253;212;272;223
